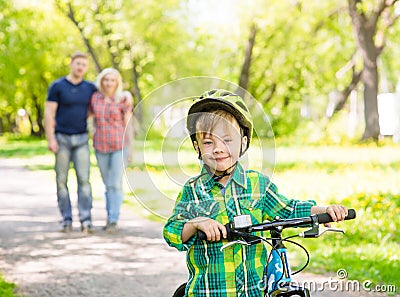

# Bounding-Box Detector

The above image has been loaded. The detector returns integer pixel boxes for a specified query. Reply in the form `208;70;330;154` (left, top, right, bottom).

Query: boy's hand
311;205;348;227
326;204;348;222
190;217;227;242
323;204;348;227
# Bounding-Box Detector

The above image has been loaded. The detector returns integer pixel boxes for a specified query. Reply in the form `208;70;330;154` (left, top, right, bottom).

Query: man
45;51;97;233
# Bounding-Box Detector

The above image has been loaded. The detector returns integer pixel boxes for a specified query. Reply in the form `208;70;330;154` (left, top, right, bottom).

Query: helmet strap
203;161;237;182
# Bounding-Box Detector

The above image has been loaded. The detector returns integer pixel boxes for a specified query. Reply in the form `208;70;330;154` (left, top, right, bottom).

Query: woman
90;68;133;233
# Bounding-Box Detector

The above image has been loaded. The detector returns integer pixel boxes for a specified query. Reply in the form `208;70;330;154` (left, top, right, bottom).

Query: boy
163;89;348;297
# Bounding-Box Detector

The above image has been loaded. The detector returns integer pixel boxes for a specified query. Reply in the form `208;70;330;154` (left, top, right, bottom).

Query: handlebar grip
317;208;356;224
198;230;207;240
197;224;232;241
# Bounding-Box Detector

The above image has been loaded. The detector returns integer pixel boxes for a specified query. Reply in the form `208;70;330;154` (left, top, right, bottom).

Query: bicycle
172;209;356;297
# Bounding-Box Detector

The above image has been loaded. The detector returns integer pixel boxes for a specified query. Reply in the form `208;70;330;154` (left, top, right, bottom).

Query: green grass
0;275;20;297
1;135;400;294
291;192;400;293
0;135;48;158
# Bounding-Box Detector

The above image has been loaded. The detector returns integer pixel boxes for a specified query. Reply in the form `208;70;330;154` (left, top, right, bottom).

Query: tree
232;0;400;140
2;0;400;141
54;0;150;125
348;0;400;140
0;1;80;136
53;0;199;127
234;1;357;136
237;23;257;98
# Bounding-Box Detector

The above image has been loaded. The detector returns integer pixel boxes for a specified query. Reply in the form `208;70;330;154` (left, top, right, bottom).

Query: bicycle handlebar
197;209;356;241
316;208;356;224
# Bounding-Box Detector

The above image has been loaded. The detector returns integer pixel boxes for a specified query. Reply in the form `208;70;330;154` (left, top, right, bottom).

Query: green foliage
296;176;396;291
339;192;400;244
1;0;399;140
0;274;20;297
0;135;48;158
381;18;400;92
301;191;400;291
0;0;85;136
245;0;357;136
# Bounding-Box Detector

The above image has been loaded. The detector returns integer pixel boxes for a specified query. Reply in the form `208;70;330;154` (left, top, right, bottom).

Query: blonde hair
96;68;124;102
195;109;242;141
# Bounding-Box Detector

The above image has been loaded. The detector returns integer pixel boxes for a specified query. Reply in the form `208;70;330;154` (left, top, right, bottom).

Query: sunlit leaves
244;1;358;136
0;0;399;138
0;0;82;134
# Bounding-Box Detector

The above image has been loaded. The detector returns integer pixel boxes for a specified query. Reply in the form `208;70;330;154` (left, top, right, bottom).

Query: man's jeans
55;133;92;225
95;150;124;223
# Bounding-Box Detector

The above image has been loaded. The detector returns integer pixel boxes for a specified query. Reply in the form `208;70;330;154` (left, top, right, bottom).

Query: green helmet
187;89;253;154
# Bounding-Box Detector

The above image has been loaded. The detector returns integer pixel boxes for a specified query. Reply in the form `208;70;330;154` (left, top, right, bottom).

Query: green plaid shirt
163;163;316;297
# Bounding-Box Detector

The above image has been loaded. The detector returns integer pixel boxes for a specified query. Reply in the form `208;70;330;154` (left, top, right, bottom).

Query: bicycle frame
265;229;310;297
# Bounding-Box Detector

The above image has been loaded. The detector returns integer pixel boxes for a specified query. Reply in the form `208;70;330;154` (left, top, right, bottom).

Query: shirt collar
197;162;248;192
231;162;247;189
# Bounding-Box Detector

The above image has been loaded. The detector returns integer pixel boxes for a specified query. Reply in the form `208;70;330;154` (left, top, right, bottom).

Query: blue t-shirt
47;77;97;134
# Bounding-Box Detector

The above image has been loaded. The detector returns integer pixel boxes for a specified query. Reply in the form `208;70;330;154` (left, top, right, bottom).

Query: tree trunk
63;1;102;73
333;68;363;115
362;60;380;140
237;23;257;98
33;93;45;137
348;0;381;141
0;117;4;135
131;57;143;127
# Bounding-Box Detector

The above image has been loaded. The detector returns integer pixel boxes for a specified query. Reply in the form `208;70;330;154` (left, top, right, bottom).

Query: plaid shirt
90;92;130;153
163;163;316;297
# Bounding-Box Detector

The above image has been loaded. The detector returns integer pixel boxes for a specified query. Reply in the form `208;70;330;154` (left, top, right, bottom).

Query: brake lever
220;233;263;251
220;239;250;251
299;227;345;238
319;227;345;236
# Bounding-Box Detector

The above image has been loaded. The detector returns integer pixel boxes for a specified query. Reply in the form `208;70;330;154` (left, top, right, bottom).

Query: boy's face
194;117;247;177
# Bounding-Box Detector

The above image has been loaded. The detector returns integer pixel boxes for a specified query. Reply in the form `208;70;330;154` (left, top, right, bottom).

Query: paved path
0;158;393;297
0;157;188;297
